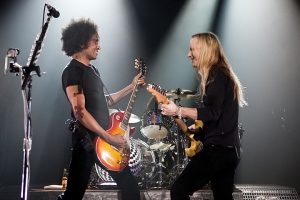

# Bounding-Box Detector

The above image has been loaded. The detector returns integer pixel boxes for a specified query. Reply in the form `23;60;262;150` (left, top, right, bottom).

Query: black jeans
59;131;140;200
170;145;239;200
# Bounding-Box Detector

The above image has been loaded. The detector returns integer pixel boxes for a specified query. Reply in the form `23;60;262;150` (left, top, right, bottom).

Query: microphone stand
20;14;53;200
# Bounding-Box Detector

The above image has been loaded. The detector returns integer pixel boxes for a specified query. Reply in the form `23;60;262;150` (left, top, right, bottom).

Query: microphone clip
45;4;60;18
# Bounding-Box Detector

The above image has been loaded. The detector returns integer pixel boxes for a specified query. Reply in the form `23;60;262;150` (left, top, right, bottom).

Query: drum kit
91;88;200;189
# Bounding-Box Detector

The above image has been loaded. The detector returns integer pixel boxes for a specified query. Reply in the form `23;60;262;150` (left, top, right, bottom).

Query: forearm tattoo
73;87;84;119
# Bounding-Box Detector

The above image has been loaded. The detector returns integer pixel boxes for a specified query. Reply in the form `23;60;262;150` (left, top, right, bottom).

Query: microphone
45;4;60;18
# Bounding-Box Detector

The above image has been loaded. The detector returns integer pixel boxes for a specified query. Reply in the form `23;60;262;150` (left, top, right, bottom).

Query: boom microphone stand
4;4;59;200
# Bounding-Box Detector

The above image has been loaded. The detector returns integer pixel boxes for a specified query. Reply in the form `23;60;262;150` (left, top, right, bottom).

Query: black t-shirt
62;59;110;135
196;66;240;148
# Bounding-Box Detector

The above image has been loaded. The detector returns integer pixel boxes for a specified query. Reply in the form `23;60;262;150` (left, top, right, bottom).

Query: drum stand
167;98;190;183
151;149;168;188
167;128;186;184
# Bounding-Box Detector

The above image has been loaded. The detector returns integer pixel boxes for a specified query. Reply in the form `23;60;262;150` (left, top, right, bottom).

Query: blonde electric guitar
146;83;203;157
94;58;146;171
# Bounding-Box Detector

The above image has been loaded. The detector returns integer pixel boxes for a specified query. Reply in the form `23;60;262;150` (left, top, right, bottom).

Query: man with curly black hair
58;18;144;200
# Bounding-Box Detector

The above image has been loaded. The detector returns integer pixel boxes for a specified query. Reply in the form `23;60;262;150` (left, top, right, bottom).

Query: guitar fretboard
121;84;138;130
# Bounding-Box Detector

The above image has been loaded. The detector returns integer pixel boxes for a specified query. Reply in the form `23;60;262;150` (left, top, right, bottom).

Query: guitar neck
121;84;139;130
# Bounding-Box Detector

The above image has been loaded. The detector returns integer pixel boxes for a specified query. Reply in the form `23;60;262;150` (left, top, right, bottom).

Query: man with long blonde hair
161;32;246;200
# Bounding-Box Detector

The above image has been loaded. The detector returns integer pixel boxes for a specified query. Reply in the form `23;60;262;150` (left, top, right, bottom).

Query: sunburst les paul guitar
146;83;203;157
95;58;146;172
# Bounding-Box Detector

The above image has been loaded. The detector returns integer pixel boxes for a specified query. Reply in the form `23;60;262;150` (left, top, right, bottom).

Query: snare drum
140;110;173;140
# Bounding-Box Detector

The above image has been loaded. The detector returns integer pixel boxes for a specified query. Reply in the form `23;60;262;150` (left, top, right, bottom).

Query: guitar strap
91;65;115;106
103;84;115;106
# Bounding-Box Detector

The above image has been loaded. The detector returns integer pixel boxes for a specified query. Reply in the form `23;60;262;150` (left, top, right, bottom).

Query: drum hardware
157;127;189;186
166;88;199;100
109;108;141;124
151;150;170;188
166;116;187;167
150;141;174;152
238;123;245;140
134;139;157;189
136;90;201;188
158;92;193;181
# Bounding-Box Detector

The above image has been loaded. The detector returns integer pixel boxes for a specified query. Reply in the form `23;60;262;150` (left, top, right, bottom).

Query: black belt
205;144;235;149
204;144;240;159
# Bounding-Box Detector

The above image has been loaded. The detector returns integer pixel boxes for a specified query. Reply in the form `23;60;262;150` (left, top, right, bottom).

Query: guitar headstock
146;83;169;104
134;58;147;76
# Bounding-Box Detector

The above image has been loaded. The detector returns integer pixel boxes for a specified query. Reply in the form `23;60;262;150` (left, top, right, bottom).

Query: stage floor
1;184;299;200
30;188;244;200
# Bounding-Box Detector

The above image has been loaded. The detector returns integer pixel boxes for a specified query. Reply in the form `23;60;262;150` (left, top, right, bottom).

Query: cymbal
166;88;199;99
109;109;141;123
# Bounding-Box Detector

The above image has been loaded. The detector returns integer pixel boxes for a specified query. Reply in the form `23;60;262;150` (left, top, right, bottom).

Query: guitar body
175;119;203;157
94;111;130;172
175;118;203;157
95;58;146;172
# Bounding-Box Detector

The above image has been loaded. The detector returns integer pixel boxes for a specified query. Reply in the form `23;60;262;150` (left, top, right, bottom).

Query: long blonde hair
192;32;247;107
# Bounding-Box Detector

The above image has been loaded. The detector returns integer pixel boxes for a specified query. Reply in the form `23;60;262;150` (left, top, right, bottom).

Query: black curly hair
61;18;98;56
